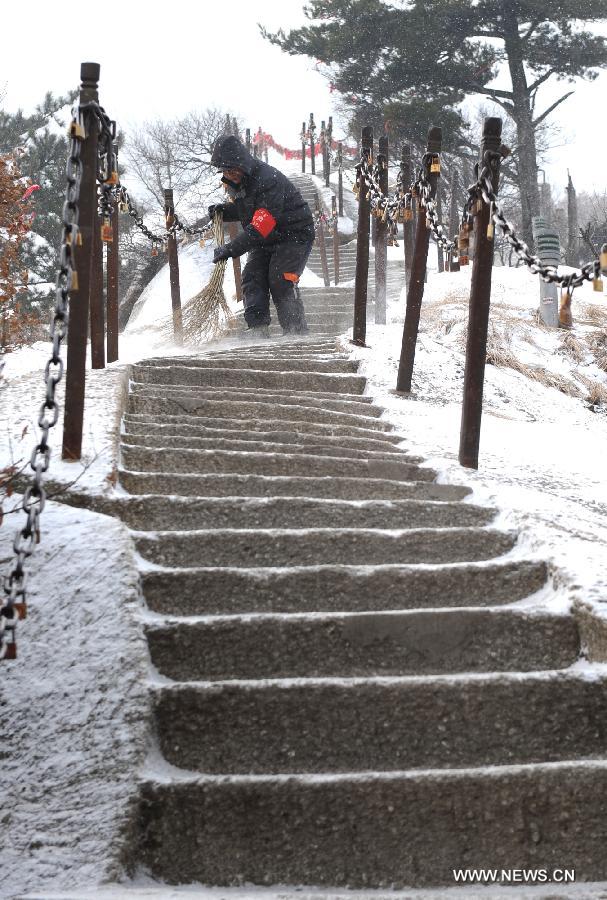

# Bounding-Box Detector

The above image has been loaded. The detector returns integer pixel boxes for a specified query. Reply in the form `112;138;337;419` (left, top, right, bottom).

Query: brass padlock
70;269;79;291
486;219;494;240
69;120;86;140
199;239;206;248
600;244;607;275
593;277;604;292
13;603;27;620
430;156;440;174
119;201;129;213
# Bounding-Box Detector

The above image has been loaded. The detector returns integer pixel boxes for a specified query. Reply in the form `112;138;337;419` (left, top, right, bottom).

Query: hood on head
210;136;255;176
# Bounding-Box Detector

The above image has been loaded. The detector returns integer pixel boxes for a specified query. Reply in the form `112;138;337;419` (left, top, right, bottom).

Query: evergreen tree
264;0;607;247
0;90;77;318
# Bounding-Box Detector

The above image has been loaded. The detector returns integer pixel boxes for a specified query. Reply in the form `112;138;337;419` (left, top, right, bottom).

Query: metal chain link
476;151;601;288
1;106;84;660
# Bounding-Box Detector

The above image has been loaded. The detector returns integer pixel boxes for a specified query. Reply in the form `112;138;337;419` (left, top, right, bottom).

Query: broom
182;210;232;343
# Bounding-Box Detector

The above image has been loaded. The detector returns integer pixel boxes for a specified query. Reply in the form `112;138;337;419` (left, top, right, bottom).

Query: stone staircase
114;175;607;889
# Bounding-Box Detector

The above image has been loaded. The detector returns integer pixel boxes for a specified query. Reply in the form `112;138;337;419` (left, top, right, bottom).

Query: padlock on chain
600;244;607;276
430;155;440;174
101;219;113;243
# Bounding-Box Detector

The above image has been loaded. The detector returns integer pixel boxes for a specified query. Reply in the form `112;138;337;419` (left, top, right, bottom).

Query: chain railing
0;105;86;660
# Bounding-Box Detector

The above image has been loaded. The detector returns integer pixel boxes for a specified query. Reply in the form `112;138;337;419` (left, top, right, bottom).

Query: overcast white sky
1;0;606;197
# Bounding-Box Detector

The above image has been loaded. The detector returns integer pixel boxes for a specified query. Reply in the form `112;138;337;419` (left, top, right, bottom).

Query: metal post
106;192;119;363
338;142;344;217
90;201;105;368
352;126;373;346
309;113;316;176
332;195;340;286
459;117;503;469
228;222;243;303
63;62;100;461
396;126;442;392
375;134;388;324
301;121;306;173
245;128;251;152
315;199;331;288
401;145;414;286
164;188;183;344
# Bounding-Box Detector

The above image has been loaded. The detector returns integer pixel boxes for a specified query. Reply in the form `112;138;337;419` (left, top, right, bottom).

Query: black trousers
241;240;313;332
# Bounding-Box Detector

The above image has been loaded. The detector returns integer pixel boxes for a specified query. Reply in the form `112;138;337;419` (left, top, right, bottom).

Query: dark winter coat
210;136;314;258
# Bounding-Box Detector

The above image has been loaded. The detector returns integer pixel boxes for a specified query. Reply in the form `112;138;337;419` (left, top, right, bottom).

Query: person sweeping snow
209;135;314;336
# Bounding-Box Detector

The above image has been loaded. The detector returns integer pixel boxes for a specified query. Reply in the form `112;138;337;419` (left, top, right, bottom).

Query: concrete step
122;411;400;440
100;495;493;532
141;558;547;615
128;385;378;416
126;395;391;430
147;608;578;681
134;526;516;568
139;355;359;373
131;365;367;395
152;671;603;773
122;420;406;453
137;762;607;886
119;470;469;501
121;435;420;463
120;446;436;481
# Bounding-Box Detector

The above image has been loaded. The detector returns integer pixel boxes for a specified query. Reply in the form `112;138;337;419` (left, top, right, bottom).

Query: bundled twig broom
182;211;232;343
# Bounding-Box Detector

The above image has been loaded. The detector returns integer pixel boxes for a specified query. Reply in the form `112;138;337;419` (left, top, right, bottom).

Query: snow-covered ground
2;214;607;896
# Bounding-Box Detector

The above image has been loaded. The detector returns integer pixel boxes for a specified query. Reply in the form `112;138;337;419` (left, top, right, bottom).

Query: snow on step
141;559;549;615
113;181;594;890
146;607;579;681
133;526;516;567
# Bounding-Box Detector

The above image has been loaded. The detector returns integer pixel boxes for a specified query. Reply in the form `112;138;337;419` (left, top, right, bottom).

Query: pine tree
0;153;34;348
264;0;607;248
0;90;77;319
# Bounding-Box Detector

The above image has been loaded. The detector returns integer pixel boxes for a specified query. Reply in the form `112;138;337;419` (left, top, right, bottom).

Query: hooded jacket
210;136;314;257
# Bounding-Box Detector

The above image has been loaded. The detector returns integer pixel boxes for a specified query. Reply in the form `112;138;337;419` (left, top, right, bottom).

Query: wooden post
309;113;316;176
337;142;344;217
63;62;100;461
375;134;388;324
228;222;243;303
401;144;414;287
106;192;119;363
332;195;340;286
396;126;442;392
164;188;183;344
326;116;333;187
352;126;373;346
436;184;445;273
315;199;331;288
448;166;459;272
459;117;503;470
90;200;105;368
301;121;306;173
320;120;327;187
